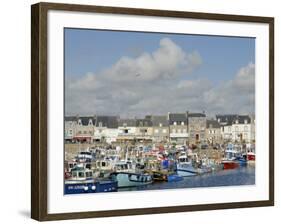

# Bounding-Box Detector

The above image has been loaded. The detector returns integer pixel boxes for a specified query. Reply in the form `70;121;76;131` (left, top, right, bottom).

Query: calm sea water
118;166;255;192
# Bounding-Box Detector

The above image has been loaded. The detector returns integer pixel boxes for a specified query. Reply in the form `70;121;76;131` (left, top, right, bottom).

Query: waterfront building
94;116;119;143
65;116;78;143
217;114;255;143
231;115;253;143
206;119;222;145
188;113;207;144
151;115;169;143
168;113;188;144
135;118;153;142
117;119;137;143
73;116;95;143
216;115;239;142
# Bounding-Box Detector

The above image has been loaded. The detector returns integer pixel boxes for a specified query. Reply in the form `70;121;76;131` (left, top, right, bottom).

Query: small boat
247;152;255;161
221;144;239;170
110;161;153;188
64;167;117;194
176;153;197;177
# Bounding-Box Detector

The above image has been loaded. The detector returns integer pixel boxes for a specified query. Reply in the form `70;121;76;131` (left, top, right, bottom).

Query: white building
117;119;137;143
94;116;119;143
217;115;255;143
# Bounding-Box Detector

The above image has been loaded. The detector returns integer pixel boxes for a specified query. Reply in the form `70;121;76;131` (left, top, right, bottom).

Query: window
124;129;128;134
235;126;238;132
155;129;159;133
182;129;186;133
173;121;177;125
69;130;72;135
228;127;231;132
236;120;239;124
163;129;167;133
78;131;82;134
181;121;184;126
244;133;248;139
83;131;87;134
78;119;82;125
172;129;176;133
89;119;92;125
244;119;248;124
244;126;248;131
78;172;85;178
159;123;162;127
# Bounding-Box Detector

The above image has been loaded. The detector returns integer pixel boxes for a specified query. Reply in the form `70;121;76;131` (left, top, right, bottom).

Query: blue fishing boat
64;167;117;194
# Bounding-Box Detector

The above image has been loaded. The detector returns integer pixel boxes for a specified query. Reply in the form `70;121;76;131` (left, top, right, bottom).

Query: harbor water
118;166;255;192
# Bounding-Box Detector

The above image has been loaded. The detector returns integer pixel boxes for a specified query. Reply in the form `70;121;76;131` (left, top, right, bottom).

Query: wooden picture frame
31;2;274;221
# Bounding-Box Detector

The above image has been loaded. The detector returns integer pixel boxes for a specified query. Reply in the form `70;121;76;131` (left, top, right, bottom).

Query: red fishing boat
221;144;239;170
247;152;255;161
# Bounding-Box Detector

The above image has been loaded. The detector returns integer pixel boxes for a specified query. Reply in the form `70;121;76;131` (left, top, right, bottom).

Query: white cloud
65;38;254;118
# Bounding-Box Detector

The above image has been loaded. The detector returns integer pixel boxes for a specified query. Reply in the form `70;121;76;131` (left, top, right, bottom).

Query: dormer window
98;122;102;127
218;118;220;122
173;121;177;125
159;123;162;127
236;120;239;124
244;119;248;124
78;119;82;125
181;121;184;126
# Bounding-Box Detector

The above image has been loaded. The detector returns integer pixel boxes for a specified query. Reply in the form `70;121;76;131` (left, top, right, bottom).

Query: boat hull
247;154;255;161
176;163;197;177
64;180;118;194
222;161;239;169
111;172;153;188
167;174;183;182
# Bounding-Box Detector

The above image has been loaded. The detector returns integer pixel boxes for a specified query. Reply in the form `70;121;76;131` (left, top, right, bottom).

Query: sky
64;28;255;118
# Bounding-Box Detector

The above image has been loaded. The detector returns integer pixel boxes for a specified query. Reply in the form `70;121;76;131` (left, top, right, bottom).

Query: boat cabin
70;167;94;181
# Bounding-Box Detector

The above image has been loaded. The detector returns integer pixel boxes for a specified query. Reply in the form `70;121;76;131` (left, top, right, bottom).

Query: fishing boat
110;161;153;188
176;153;197;177
221;144;239;169
92;159;114;178
64;166;117;194
246;149;256;161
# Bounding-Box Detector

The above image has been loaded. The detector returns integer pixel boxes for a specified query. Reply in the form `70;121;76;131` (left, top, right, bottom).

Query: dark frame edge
31;3;48;221
268;18;274;205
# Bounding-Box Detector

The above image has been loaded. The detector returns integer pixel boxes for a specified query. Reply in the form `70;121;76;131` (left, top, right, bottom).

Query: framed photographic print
31;2;274;221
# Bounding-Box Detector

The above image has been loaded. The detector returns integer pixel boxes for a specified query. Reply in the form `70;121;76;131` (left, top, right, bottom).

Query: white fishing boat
110;161;153;188
176;153;197;177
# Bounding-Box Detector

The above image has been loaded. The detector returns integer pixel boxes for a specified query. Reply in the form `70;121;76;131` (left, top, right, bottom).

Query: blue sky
64;28;255;117
65;28;255;85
